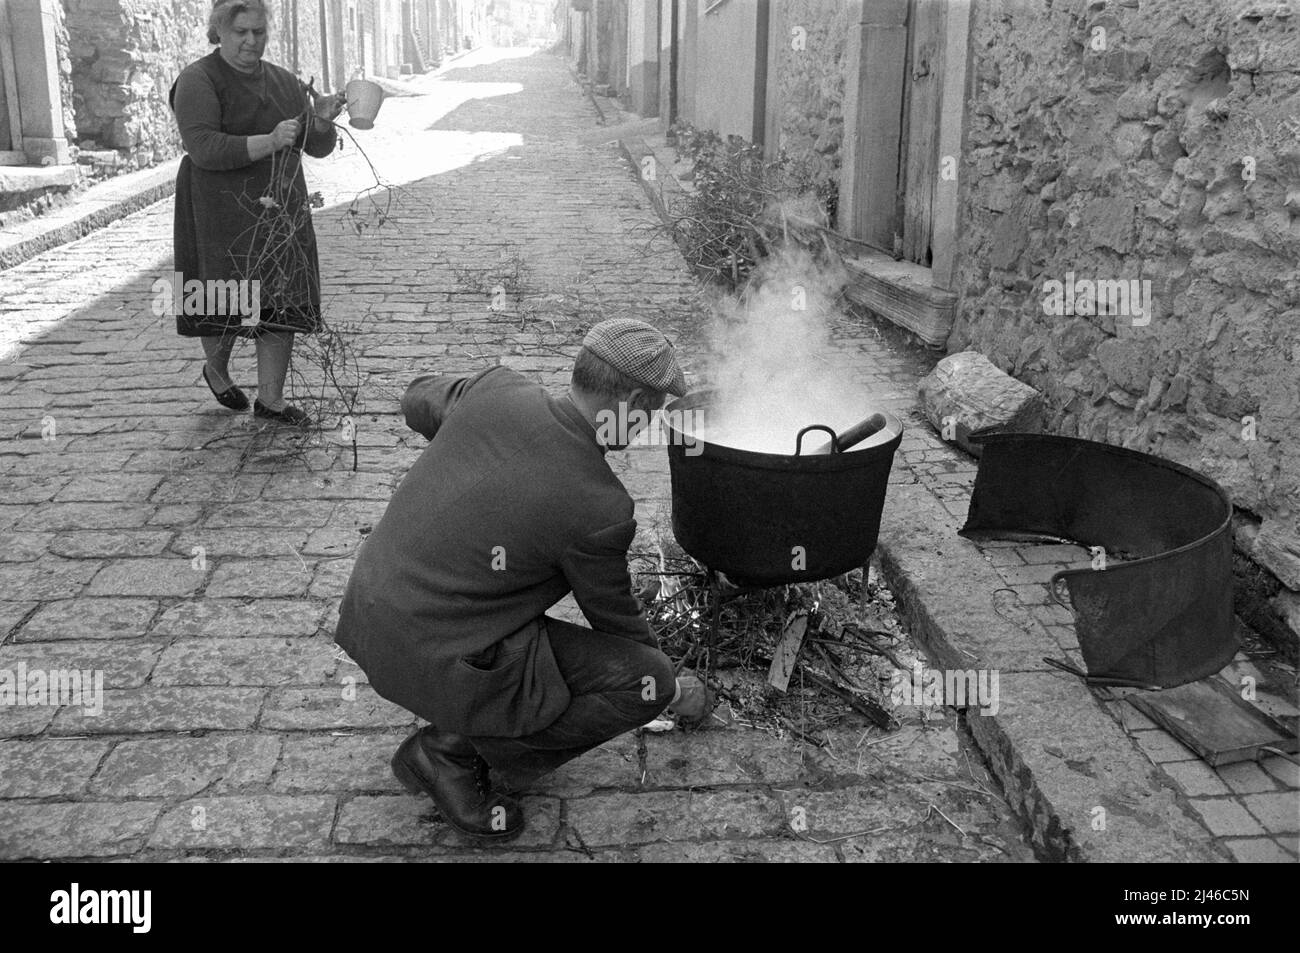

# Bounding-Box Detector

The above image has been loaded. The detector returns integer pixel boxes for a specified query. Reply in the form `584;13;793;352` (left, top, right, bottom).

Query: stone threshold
842;253;957;348
0;162;78;191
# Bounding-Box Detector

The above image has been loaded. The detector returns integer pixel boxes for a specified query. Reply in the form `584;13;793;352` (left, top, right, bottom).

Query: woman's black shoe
253;399;311;427
202;363;250;411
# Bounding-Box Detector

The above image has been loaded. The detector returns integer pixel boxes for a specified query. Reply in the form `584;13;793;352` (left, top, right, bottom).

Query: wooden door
898;0;946;268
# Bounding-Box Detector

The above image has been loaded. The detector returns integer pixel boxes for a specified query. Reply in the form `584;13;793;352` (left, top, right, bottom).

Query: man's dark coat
334;367;656;737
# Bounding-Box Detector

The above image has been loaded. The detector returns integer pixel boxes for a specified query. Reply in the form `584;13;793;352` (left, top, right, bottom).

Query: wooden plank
767;611;808;693
842;251;956;346
839;0;908;251
0;0;24;154
902;0;945;266
895;0;914;253
1128;678;1299;768
930;0;972;290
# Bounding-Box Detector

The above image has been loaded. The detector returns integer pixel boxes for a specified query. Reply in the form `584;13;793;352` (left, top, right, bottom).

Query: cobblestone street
0;49;1040;862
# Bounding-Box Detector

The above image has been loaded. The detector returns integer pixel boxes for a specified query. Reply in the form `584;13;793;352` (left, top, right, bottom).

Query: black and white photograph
0;0;1295;900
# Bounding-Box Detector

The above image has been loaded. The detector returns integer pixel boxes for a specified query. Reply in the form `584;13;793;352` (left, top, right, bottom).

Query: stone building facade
60;0;393;166
761;0;852;198
949;0;1300;633
62;0;210;164
2;0;497;178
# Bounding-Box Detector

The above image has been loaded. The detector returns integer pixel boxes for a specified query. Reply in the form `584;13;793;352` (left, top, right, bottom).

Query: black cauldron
662;392;904;586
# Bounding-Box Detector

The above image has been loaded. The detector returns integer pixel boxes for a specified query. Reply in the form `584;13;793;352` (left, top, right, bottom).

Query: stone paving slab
148;795;337;851
90;735;284;798
148;600;329;638
269;732;410;794
49;687;266;735
0;800;161;859
0;738;111;797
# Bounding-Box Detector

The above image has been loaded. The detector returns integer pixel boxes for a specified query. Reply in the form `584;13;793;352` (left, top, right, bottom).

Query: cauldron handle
795;425;839;455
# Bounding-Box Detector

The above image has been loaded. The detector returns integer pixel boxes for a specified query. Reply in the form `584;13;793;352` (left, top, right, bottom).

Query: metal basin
663;392;904;586
959;431;1237;688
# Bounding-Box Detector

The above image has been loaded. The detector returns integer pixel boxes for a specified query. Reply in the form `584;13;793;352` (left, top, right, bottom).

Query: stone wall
689;0;756;139
291;0;328;84
60;0;353;166
765;0;851;194
63;0;212;165
54;1;79;145
949;0;1300;631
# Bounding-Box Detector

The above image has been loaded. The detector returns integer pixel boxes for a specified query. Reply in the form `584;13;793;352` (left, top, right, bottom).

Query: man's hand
666;670;712;724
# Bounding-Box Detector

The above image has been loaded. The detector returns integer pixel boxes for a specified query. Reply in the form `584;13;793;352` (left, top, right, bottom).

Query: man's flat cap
583;318;687;397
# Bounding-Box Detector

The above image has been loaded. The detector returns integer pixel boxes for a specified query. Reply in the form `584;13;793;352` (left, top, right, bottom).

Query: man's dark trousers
452;615;675;783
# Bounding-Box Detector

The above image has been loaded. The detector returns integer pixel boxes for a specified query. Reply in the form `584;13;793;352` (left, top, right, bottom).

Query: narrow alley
0;48;1036;862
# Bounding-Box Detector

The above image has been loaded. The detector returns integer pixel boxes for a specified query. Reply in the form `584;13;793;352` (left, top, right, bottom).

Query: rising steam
690;233;878;455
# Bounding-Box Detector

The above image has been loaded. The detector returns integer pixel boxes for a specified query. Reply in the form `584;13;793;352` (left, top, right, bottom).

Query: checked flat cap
583;318;687;396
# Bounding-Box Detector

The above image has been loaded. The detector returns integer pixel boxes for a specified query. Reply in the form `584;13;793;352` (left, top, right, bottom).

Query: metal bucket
345;79;385;129
663;392;903;586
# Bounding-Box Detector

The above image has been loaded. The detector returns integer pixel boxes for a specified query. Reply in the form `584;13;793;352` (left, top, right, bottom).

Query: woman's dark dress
169;50;338;337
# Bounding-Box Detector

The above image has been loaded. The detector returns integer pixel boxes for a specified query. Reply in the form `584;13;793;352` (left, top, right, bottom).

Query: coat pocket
446;618;571;738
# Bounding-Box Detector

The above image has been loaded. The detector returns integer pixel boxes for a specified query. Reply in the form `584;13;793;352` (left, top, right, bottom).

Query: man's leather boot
391;728;524;840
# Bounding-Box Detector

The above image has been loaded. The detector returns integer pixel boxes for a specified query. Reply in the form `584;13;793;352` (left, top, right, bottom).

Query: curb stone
0;159;180;271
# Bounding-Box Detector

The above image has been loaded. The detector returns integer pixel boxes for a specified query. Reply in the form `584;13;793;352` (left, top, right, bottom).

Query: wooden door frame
0;0;23;156
839;0;972;291
751;0;768;146
898;0;945;267
839;0;908;255
929;0;971;289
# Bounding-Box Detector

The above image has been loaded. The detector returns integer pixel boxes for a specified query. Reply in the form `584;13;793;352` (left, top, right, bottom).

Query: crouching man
334;318;688;841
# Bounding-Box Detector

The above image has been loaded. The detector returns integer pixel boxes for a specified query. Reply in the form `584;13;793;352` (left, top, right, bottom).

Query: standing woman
170;0;345;426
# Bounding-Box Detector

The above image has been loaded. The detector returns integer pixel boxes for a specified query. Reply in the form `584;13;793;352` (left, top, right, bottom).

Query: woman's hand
269;118;301;150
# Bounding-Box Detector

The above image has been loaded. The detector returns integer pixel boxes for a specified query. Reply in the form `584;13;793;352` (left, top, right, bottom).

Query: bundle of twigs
630;549;905;739
656;122;839;290
218;79;424;470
